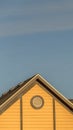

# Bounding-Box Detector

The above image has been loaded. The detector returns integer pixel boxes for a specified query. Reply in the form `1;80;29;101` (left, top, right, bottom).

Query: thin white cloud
0;0;73;36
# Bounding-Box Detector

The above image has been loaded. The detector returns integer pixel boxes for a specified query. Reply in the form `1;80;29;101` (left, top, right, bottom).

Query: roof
0;74;73;114
0;75;35;105
69;99;73;103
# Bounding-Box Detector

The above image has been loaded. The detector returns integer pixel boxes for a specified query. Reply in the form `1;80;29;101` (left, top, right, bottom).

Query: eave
0;74;73;114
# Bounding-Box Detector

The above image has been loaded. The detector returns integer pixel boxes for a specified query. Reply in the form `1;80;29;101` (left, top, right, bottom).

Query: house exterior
0;74;73;130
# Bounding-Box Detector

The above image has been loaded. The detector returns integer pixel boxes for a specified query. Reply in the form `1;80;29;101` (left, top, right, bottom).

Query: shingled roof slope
0;75;35;105
0;74;73;114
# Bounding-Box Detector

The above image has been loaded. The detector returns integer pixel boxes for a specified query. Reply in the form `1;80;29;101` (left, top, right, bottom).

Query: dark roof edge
37;75;73;108
69;99;73;103
0;74;73;113
0;75;36;105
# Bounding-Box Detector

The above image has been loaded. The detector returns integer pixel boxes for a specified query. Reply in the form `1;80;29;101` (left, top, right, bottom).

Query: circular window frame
30;95;44;109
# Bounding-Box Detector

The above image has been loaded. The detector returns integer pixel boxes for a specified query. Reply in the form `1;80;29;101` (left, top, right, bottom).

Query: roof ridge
0;75;36;105
0;74;73;114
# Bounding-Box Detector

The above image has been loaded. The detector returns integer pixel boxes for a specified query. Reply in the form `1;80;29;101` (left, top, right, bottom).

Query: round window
30;95;44;109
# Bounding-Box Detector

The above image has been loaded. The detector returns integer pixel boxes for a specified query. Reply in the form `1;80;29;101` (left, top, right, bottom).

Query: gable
0;74;73;114
22;83;53;130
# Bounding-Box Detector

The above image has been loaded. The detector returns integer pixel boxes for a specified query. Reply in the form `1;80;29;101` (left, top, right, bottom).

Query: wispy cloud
0;0;73;37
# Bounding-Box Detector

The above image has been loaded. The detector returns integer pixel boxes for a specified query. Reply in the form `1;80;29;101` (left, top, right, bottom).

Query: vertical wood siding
22;84;53;130
55;100;73;130
0;100;20;130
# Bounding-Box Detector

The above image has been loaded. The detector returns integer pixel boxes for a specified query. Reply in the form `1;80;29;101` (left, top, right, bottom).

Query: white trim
0;75;38;108
0;74;73;110
37;74;73;107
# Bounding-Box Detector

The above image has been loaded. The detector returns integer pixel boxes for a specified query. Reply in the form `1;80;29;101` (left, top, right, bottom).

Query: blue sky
0;0;73;99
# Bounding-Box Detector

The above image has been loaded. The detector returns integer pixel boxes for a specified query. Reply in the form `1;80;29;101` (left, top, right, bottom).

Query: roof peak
0;74;73;114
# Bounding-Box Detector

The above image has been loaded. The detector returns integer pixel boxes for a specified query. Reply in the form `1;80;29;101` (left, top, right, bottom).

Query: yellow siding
55;100;73;130
0;83;73;130
22;84;53;130
0;100;20;130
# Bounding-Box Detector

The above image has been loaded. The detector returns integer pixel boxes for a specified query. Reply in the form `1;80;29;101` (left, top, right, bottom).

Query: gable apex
0;74;73;114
